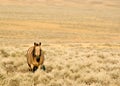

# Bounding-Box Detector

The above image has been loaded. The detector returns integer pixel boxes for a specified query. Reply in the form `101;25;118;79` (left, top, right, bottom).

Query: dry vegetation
0;43;120;86
0;0;120;86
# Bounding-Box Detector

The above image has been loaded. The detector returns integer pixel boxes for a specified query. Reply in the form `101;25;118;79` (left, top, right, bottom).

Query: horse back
27;46;34;66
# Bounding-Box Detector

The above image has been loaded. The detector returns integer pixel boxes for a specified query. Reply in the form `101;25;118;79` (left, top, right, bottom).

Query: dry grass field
0;0;120;86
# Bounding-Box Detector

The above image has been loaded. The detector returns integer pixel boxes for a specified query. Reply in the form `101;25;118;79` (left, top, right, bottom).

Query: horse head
33;42;41;62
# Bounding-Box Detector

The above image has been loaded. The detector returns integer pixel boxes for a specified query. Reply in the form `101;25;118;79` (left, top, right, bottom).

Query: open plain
0;0;120;86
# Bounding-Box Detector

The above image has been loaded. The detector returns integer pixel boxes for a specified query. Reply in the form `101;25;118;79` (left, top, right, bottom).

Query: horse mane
32;47;35;57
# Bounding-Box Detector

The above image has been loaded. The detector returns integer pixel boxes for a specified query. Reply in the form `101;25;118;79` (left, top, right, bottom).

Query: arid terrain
0;0;120;86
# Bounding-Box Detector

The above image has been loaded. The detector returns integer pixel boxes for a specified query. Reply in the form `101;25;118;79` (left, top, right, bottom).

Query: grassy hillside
0;0;120;44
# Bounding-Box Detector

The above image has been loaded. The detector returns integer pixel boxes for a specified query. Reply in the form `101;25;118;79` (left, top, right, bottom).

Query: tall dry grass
0;43;120;86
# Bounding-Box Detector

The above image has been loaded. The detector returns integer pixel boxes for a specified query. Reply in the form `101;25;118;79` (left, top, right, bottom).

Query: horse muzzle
36;56;40;62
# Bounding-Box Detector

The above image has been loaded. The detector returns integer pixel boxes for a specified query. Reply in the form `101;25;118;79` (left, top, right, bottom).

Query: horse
27;42;45;72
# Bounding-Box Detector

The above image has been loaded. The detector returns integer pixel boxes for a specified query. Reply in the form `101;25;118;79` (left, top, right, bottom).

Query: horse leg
28;63;33;71
28;64;34;71
41;65;46;71
33;66;38;72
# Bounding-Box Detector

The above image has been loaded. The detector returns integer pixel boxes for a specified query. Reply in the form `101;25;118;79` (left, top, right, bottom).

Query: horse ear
39;42;41;46
34;42;37;46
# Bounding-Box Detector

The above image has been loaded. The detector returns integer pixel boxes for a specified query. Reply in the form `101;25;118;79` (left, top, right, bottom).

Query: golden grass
0;43;120;86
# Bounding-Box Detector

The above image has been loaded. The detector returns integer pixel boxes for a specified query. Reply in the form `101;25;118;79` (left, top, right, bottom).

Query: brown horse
27;42;45;72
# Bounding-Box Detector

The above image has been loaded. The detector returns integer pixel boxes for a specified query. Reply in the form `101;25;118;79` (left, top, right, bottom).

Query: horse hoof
41;65;46;71
33;66;38;72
